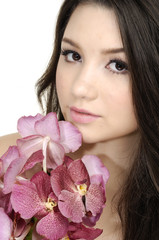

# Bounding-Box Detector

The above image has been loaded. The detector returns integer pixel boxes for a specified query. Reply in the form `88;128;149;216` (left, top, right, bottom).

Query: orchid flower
17;112;82;172
82;155;109;189
0;112;109;240
51;156;109;225
0;207;31;240
1;146;43;194
67;222;103;240
0;146;25;194
0;186;12;215
0;146;19;178
11;171;69;240
81;155;109;227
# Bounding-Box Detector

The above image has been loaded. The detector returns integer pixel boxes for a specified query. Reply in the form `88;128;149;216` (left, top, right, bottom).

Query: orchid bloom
0;186;12;215
11;171;69;240
67;222;103;240
0;146;25;195
51;156;109;225
0;207;31;240
0;146;19;178
82;155;109;189
17;112;82;172
1;145;43;194
81;155;109;227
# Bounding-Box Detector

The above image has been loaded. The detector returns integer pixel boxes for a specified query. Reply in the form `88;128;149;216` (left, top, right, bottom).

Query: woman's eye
61;49;82;62
106;59;128;74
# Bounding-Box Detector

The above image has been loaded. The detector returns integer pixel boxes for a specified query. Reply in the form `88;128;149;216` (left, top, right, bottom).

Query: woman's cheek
56;65;65;95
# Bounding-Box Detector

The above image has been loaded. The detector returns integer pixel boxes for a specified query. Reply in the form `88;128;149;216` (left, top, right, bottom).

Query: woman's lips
70;107;100;124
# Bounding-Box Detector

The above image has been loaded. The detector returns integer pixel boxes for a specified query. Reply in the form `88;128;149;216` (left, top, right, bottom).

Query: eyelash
106;59;128;75
61;49;128;74
61;49;82;62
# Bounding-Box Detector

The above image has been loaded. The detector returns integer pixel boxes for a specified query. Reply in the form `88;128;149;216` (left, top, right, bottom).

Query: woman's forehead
63;4;123;51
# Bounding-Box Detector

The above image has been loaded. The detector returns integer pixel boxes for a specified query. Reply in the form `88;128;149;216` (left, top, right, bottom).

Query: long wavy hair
36;0;159;239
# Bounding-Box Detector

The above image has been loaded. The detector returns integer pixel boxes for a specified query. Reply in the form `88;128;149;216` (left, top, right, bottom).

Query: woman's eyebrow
62;37;125;54
101;48;125;54
62;37;80;49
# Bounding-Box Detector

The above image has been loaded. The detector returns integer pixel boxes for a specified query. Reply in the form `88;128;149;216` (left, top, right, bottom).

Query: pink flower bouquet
0;112;109;240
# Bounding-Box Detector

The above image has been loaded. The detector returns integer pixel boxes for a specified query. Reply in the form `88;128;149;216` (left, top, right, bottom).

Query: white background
0;0;63;136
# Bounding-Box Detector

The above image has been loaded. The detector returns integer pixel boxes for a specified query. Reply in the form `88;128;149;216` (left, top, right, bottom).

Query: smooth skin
56;5;137;145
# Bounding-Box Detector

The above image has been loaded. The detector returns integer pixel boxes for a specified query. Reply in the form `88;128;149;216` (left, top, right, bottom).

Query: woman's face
56;4;138;144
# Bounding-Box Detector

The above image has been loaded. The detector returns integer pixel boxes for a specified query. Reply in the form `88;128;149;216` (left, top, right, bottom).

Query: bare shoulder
0;133;21;157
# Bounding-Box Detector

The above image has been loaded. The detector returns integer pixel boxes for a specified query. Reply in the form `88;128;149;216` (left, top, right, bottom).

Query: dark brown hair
36;0;159;239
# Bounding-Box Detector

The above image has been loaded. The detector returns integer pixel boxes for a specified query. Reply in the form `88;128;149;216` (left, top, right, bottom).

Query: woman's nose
71;65;98;101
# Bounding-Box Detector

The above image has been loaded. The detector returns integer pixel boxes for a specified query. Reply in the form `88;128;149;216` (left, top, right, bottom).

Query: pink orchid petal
47;141;65;168
21;150;43;174
0;190;12;214
36;211;69;240
48;192;58;202
51;165;75;197
17;136;43;159
14;217;26;237
68;222;103;240
82;213;101;227
68;159;90;186
64;156;74;167
3;157;27;194
59;121;82;152
0;207;13;240
15;223;31;240
82;155;109;187
58;190;85;222
17;114;43;137
86;184;105;216
14;217;31;239
11;180;44;219
31;171;52;202
35;112;60;141
45;157;58;170
0;146;19;176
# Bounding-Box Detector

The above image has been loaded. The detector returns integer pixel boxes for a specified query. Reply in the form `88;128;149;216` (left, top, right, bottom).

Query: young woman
1;0;159;239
